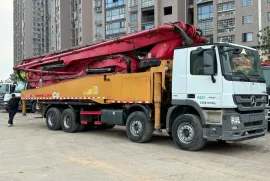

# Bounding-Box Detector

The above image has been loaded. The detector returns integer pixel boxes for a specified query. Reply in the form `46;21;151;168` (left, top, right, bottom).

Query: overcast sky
0;1;13;81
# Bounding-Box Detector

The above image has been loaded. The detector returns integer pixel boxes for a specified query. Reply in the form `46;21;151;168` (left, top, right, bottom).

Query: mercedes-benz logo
250;96;257;107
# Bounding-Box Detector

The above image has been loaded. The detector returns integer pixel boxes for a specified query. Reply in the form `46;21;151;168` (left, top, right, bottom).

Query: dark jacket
8;98;19;112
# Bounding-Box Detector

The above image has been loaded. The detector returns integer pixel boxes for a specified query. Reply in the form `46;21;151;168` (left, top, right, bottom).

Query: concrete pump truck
14;22;268;151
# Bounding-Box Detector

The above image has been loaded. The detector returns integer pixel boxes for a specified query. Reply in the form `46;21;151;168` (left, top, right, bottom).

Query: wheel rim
48;112;56;127
63;115;72;129
177;123;195;144
130;118;143;136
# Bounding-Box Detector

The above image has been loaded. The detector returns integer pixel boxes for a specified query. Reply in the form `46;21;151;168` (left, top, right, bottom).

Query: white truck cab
4;81;37;112
170;42;268;141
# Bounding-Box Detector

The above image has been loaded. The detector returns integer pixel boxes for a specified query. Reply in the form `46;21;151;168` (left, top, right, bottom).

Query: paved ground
1;111;270;181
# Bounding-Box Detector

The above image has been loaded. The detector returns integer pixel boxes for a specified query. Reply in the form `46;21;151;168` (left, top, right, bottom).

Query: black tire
61;108;80;133
46;107;62;130
172;114;206;151
126;111;154;143
31;102;37;113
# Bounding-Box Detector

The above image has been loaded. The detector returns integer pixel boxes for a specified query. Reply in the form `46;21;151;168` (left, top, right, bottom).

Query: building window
242;0;252;7
164;6;172;15
96;25;102;33
129;26;138;33
217;18;235;33
106;0;125;9
242;15;252;24
128;0;138;7
242;32;253;42
197;20;213;36
217;2;234;12
218;35;235;43
130;13;137;22
141;0;154;8
106;21;126;35
106;7;125;21
197;4;213;21
142;24;154;30
96;13;102;20
268;12;270;21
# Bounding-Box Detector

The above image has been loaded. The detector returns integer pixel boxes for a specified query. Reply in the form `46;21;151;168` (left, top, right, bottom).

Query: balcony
129;0;138;11
95;19;102;25
94;0;102;12
95;33;103;39
141;0;154;9
142;15;154;24
142;24;154;30
188;0;194;8
106;0;125;9
128;0;138;9
197;0;213;4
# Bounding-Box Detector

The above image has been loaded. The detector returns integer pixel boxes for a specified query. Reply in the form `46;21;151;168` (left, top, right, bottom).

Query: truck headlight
231;116;241;125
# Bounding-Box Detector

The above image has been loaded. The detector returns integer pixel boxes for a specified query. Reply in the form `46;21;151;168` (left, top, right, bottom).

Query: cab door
186;46;223;108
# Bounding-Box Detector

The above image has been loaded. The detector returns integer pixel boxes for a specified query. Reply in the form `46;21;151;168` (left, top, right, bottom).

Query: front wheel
126;111;154;143
172;114;206;151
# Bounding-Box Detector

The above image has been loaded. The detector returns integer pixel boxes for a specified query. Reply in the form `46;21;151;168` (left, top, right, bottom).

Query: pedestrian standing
7;94;19;127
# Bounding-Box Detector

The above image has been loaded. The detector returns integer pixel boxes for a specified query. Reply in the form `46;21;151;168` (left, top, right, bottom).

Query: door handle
187;94;195;98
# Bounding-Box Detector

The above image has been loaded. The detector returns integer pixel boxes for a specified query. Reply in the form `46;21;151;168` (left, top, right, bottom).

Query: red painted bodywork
14;22;208;88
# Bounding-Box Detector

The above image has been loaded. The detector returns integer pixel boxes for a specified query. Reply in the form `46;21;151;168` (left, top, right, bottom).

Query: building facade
14;0;270;66
93;0;192;41
193;0;270;47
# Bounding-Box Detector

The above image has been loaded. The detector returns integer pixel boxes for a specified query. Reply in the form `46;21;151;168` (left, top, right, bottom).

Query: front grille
234;95;267;112
244;120;263;127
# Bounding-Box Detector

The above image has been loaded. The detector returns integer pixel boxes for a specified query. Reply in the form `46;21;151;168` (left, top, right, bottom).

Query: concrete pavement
0;111;270;181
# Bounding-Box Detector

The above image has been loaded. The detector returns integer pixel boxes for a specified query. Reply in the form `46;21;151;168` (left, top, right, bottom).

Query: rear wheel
61;108;80;133
126;111;153;143
172;114;206;151
46;107;62;130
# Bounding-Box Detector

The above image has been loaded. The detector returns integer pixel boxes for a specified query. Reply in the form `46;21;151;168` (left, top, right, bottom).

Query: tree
257;26;270;61
9;73;17;82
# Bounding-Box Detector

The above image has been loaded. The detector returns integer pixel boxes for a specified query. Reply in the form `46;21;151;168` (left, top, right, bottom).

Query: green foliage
257;26;270;57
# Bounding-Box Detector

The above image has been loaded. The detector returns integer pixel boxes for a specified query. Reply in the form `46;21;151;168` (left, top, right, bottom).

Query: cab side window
190;49;217;75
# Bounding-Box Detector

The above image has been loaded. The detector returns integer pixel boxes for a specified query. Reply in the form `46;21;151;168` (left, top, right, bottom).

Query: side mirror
203;49;215;75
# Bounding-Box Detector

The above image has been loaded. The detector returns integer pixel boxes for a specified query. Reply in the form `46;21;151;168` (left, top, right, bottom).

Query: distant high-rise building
192;0;270;47
13;0;49;66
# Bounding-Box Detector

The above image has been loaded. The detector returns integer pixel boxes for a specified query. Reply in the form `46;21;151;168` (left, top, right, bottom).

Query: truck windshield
0;84;9;94
219;45;264;83
14;82;26;93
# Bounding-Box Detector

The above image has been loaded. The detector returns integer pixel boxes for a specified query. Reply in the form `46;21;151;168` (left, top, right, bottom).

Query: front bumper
203;110;267;141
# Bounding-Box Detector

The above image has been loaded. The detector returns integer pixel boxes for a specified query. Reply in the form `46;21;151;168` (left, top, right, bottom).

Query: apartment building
193;0;270;47
93;0;192;41
13;0;49;66
70;0;93;47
